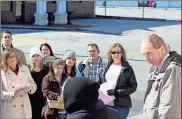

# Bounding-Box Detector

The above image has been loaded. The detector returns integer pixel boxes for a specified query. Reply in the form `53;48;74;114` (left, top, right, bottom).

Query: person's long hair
107;43;126;63
64;62;76;78
29;58;43;72
47;58;66;85
40;43;54;56
1;48;21;73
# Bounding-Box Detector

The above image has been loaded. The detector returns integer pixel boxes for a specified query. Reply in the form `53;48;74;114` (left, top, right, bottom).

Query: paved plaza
1;13;181;117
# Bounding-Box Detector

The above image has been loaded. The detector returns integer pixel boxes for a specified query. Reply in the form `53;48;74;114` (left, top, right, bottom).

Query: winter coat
143;51;181;119
29;68;48;119
97;61;137;108
78;57;107;81
42;74;61;119
1;65;37;119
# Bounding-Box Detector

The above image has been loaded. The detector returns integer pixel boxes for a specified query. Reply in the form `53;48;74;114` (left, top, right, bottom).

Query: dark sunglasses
111;51;122;54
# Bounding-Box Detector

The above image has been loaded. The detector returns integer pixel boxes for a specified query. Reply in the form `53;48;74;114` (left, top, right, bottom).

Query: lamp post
103;1;107;16
142;1;145;18
168;0;171;8
66;1;72;25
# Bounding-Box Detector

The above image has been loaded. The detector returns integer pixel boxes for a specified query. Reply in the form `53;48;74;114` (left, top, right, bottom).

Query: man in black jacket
62;77;120;119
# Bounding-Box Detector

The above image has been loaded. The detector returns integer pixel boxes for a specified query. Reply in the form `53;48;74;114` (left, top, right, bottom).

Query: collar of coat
156;51;181;74
82;56;104;65
4;65;25;75
46;74;60;83
1;44;13;51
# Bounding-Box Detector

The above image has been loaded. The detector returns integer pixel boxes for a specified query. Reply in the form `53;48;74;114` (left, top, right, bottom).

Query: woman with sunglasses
1;48;37;119
98;43;137;119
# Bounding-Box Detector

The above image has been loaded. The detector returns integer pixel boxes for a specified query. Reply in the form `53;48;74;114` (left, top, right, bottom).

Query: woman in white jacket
0;48;37;119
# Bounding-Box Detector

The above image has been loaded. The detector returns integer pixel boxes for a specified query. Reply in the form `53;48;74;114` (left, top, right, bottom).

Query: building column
54;0;67;24
34;0;48;25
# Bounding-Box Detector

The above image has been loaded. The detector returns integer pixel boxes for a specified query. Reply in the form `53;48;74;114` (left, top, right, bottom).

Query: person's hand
24;87;31;93
57;96;62;101
107;89;116;96
10;92;16;98
15;87;31;95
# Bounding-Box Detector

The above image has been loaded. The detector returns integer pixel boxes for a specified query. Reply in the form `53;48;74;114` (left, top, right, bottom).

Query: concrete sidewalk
1;18;180;35
1;17;181;118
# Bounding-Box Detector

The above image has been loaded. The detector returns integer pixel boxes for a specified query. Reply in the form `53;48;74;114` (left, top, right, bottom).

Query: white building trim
54;0;67;24
34;0;48;25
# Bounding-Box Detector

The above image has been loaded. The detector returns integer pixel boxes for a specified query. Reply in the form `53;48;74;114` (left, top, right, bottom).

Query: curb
1;25;122;35
95;15;181;22
1;25;80;31
95;15;167;21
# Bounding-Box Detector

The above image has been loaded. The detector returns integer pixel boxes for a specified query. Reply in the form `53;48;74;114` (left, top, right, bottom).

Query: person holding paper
42;58;66;119
0;48;37;119
97;43;137;119
29;47;49;119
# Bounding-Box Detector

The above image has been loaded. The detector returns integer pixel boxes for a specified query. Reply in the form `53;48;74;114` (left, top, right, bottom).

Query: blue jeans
58;113;67;119
112;106;130;119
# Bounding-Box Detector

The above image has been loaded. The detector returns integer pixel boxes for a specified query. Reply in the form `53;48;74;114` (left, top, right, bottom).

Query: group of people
0;30;181;119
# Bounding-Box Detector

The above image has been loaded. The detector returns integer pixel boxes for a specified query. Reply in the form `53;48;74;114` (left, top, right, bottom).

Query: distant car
138;0;155;7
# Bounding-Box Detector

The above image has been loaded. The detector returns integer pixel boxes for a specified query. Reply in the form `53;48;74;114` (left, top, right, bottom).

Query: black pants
45;115;57;119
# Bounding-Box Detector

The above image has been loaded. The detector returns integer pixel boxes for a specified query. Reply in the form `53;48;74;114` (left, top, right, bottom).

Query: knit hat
63;77;100;113
52;58;65;69
63;50;76;60
30;47;42;59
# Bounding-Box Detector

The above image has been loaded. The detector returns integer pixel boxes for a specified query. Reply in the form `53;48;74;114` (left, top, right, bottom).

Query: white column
34;0;48;25
54;0;67;24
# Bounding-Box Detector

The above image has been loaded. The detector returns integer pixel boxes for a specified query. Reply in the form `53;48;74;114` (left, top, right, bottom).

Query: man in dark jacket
62;77;120;119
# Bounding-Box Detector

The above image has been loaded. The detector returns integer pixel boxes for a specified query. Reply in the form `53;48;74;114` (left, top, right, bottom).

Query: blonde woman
29;47;48;119
0;48;37;119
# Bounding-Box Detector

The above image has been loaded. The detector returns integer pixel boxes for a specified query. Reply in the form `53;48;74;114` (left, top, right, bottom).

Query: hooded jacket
143;51;181;119
63;77;120;119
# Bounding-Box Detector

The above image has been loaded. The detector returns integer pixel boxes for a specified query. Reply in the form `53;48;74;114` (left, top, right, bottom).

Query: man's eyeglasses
111;51;122;54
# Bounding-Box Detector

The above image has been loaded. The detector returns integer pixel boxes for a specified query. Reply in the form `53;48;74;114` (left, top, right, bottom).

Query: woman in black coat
29;47;48;119
98;43;137;119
